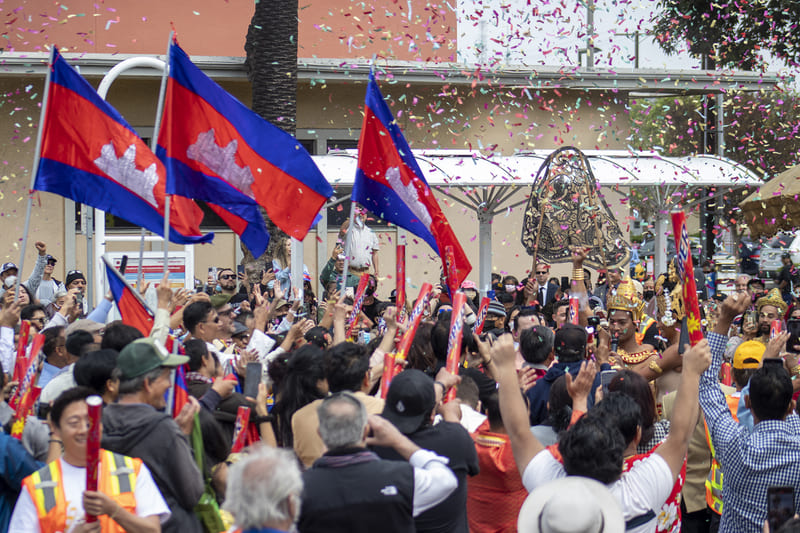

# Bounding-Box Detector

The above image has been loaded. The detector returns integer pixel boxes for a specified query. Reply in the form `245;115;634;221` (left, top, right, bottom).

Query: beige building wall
0;72;632;299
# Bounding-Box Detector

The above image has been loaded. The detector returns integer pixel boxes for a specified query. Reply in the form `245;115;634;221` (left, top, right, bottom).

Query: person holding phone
701;293;800;532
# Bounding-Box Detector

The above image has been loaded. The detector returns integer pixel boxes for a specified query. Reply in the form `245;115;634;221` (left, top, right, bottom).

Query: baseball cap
554;324;587;360
381;369;436;434
231;321;249;337
65;270;86;287
461;280;477;290
733;340;766;370
45;255;57;264
117;338;189;380
1;262;17;274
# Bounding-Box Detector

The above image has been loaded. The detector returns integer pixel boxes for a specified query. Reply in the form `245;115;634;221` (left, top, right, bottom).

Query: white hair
317;392;367;450
223;446;303;529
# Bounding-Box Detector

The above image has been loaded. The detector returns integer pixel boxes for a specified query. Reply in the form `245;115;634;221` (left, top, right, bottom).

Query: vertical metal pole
339;200;357;292
478;212;493;297
317;204;329;298
17;47;56;301
586;0;595;70
156;33;173;277
291;237;304;302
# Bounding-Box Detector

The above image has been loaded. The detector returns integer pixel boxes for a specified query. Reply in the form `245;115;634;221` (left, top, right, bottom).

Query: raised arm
491;333;544;476
656;338;710;480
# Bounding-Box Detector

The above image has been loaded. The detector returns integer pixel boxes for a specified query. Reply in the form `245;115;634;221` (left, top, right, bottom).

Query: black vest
299;452;415;533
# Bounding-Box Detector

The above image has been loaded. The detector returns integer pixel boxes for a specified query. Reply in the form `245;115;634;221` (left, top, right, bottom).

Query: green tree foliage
654;0;800;70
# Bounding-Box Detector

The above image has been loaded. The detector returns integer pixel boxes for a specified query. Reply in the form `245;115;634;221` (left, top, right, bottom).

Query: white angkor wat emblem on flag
94;143;159;208
187;129;255;198
385;167;432;229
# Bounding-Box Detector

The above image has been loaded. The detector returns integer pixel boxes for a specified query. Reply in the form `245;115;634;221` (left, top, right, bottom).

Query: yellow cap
733;340;765;370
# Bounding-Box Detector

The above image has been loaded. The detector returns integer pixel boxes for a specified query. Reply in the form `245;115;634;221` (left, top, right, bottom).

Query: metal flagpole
17;47;56;301
339;202;357;293
156;32;174;278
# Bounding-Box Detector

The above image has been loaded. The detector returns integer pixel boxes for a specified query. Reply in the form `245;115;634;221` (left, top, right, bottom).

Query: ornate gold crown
607;280;645;322
756;288;787;316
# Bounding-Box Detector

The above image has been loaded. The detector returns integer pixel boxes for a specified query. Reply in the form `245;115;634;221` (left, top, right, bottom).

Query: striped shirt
701;332;800;533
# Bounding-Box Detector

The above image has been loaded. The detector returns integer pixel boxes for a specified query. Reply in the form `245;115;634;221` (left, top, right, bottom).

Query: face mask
643;290;655;300
505;284;517;293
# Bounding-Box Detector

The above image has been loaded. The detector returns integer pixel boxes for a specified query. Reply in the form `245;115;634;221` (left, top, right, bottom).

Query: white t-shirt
522;450;674;533
9;457;171;533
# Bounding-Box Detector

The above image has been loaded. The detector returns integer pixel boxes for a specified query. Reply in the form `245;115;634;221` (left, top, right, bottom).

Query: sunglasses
535;271;548;275
218;274;235;280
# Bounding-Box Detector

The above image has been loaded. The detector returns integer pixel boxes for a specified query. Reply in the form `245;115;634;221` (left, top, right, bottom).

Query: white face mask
505;284;517;293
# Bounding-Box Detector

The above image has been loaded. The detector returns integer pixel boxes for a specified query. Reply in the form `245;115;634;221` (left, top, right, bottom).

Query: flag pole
17;47;56;301
339;202;357;293
340;56;377;294
156;32;173;278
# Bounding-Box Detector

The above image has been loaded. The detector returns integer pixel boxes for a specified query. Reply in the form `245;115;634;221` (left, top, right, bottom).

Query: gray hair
114;366;164;396
223;446;303;529
317;392;367;450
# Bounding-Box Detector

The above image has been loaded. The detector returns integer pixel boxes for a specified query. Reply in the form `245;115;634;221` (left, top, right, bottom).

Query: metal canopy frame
313;150;762;294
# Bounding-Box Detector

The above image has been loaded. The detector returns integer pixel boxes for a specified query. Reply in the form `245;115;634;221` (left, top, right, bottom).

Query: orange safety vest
22;450;141;533
703;394;740;514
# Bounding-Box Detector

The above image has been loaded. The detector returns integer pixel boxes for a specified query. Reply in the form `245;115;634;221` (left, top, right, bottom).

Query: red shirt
467;421;528;533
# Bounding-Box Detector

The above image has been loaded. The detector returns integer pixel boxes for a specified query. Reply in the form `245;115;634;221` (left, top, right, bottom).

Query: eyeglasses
218;274;235;280
535;271;547;275
204;316;220;324
29;317;45;323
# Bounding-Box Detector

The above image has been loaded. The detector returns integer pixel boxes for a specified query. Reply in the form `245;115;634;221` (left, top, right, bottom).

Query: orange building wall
2;0;457;61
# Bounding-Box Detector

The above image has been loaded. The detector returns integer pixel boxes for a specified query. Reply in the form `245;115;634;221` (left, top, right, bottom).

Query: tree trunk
242;0;299;271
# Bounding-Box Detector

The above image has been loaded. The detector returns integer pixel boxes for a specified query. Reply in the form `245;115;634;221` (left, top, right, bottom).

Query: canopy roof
313;149;763;189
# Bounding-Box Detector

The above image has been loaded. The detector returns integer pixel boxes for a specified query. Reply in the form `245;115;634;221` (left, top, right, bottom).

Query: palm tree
243;0;298;268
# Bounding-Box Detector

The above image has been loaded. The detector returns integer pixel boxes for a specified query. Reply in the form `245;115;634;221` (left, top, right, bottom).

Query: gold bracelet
649;360;664;374
572;269;585;281
792;365;800;377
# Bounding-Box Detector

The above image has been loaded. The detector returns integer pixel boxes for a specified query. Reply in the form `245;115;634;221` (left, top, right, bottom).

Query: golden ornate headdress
756;288;787;316
607;280;645;322
655;259;684;327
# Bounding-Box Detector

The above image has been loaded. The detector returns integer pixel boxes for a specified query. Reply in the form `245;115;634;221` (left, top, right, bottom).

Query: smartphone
243;362;262;399
787;319;800;354
560;276;570;293
345;286;354;298
767;486;795;532
237;264;245;276
208;266;217;279
119;255;128;276
601;370;617;396
678;317;690;355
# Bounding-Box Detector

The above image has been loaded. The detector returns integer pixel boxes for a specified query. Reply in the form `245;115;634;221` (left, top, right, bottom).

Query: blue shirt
702;332;800;532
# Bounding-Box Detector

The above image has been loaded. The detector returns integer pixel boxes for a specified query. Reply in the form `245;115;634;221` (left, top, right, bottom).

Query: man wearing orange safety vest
9;387;170;533
704;340;765;518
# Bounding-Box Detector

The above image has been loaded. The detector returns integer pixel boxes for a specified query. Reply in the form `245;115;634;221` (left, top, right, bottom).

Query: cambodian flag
157;40;334;256
34;48;212;245
103;256;154;336
173;364;190;419
355;74;471;285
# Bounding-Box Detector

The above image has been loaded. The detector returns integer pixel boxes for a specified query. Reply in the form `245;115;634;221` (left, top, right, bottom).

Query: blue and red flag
355;74;471;285
35;48;213;245
103;256;154;336
157;40;334;256
173;363;190;419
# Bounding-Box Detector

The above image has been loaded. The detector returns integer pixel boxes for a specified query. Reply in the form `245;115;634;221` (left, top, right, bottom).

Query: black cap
381;369;435;434
554;324;587;360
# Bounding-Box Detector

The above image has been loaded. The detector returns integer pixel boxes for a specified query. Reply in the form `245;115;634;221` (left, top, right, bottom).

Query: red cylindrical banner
230;405;251;453
771;319;782;339
569;296;580;325
85;395;103;521
445;293;467;402
380;351;396;399
396;242;406;319
473;297;491;335
670;211;704;346
392;283;433;377
445;245;458;297
720;362;732;387
345;273;372;339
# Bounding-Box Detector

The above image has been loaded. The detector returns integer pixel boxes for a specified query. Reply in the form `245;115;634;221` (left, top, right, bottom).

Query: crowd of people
0;237;799;533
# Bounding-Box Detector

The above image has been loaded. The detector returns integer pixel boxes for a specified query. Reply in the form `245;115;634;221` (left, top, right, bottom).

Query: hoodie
102;402;204;533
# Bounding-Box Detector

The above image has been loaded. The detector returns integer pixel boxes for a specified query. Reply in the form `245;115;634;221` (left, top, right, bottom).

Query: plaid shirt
701;332;800;533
